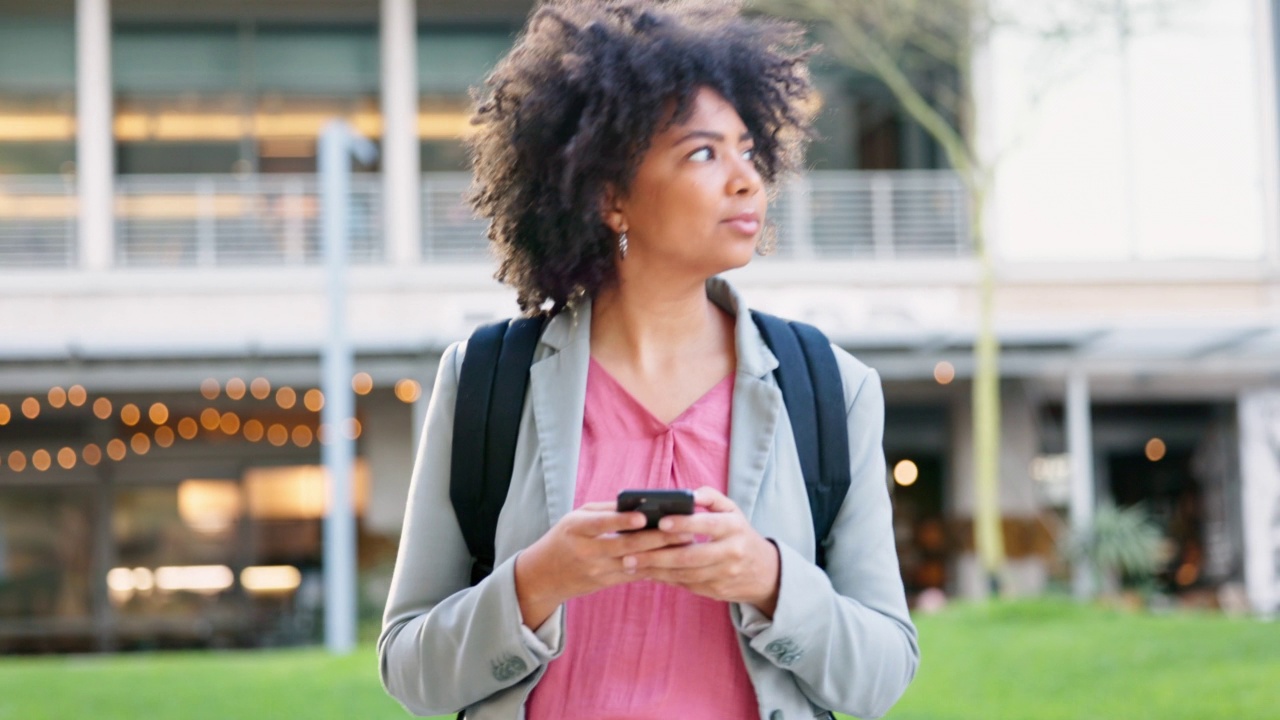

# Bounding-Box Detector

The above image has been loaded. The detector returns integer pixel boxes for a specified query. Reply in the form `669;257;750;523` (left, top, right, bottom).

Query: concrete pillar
1238;389;1280;616
1067;370;1096;600
76;0;114;270
380;0;421;265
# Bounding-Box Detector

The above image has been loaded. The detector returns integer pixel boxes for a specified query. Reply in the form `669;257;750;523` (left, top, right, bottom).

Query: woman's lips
723;214;761;235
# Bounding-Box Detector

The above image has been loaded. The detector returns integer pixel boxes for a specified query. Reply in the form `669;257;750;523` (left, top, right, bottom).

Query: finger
567;509;647;536
640;566;721;591
599;529;696;558
692;486;738;513
631;542;719;571
657;511;737;539
577;501;617;512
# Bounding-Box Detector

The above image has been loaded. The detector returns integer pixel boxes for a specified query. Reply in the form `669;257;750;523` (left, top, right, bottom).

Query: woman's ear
601;183;627;235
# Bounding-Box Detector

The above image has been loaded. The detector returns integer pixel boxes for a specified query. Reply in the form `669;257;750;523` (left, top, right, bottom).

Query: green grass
878;598;1280;720
0;599;1275;719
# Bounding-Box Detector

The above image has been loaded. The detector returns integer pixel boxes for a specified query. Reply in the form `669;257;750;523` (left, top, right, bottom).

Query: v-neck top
525;358;759;719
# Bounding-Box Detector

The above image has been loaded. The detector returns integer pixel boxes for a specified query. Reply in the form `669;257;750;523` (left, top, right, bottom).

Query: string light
275;387;297;410
303;389;324;412
2;376;369;472
243;419;265;442
120;403;141;426
149;402;169;425
220;412;241;435
155;426;175;448
267;423;289;447
395;379;422;403
352;372;374;395
291;425;314;448
933;361;956;385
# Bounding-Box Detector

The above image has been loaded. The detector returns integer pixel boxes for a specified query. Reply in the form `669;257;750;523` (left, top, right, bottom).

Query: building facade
1;0;1278;652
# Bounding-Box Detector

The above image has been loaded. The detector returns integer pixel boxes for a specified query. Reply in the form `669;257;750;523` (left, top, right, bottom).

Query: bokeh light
120;403;141;426
149;402;169;425
303;389;324;412
395;379;422;403
893;459;919;487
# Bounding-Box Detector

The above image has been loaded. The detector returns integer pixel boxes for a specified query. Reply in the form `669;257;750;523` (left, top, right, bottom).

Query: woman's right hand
513;502;693;629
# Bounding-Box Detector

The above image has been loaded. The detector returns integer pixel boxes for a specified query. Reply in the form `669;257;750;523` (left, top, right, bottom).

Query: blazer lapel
528;301;592;527
709;278;783;522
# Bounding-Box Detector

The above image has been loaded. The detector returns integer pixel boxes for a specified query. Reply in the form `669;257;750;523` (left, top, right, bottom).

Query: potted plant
1064;502;1165;608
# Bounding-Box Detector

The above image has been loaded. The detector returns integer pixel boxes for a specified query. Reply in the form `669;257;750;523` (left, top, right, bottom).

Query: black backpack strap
790;320;852;567
450;316;545;585
750;311;851;569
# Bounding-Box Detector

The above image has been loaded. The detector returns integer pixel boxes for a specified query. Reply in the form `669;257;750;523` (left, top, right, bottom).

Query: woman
379;2;919;718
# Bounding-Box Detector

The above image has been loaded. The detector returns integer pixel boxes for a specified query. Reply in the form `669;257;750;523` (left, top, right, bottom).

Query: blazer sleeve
737;351;920;718
377;341;563;717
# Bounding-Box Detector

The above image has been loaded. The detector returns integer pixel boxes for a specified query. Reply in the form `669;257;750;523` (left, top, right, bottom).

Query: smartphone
616;489;695;530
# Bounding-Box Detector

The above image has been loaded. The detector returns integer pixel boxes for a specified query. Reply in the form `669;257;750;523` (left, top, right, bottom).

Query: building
0;0;1278;652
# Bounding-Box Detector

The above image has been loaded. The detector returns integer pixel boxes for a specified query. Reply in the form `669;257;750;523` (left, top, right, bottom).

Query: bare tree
753;0;1162;591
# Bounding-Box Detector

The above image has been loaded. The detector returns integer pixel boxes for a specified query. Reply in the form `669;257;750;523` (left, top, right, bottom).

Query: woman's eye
689;147;713;162
742;147;755;161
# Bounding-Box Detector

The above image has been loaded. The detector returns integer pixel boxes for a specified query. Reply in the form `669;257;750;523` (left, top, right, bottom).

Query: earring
618;230;629;259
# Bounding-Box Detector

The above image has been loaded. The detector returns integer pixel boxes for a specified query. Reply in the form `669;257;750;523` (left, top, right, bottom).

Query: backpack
449;310;851;586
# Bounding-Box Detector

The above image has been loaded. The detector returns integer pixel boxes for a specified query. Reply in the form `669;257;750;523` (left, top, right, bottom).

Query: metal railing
0;171;969;269
0;176;77;267
115;175;382;267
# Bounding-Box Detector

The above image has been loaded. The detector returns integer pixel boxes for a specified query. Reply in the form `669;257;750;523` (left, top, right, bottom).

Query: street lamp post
319;120;377;654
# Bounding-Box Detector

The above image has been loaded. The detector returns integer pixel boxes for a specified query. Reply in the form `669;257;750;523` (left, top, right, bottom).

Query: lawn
0;599;1275;719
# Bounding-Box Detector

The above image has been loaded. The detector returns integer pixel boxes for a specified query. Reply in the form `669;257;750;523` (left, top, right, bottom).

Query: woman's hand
514;502;694;629
631;487;782;617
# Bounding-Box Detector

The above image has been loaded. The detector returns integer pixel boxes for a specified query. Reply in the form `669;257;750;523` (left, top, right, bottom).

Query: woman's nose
727;156;762;196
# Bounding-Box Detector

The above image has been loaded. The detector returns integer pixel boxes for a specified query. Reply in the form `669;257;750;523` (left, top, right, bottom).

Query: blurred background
0;0;1277;694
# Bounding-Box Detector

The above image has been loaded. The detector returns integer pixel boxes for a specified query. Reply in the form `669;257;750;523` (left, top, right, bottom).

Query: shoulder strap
450;316;545;585
750;311;852;569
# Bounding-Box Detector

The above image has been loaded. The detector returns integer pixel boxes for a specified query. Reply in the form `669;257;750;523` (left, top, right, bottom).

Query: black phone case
616;489;695;530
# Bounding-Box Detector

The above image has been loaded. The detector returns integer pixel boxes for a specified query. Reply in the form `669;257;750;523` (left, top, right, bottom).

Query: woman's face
607;87;766;279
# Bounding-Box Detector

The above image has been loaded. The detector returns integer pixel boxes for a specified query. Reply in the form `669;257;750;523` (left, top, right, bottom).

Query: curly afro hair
466;0;817;315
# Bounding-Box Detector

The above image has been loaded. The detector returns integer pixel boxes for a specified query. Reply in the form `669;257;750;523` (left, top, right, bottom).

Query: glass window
0;16;75;174
0;489;93;622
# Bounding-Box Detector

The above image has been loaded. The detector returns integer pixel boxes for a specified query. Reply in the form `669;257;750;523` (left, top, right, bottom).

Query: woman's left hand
631;486;781;617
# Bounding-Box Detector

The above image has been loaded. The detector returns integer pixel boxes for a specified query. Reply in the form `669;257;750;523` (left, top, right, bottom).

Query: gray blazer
379;278;919;720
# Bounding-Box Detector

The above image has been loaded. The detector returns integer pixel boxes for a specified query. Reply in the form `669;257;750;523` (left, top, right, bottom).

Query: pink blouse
525;358;759;719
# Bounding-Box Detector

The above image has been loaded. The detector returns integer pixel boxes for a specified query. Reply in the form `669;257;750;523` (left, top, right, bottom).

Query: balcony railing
0;171;970;270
